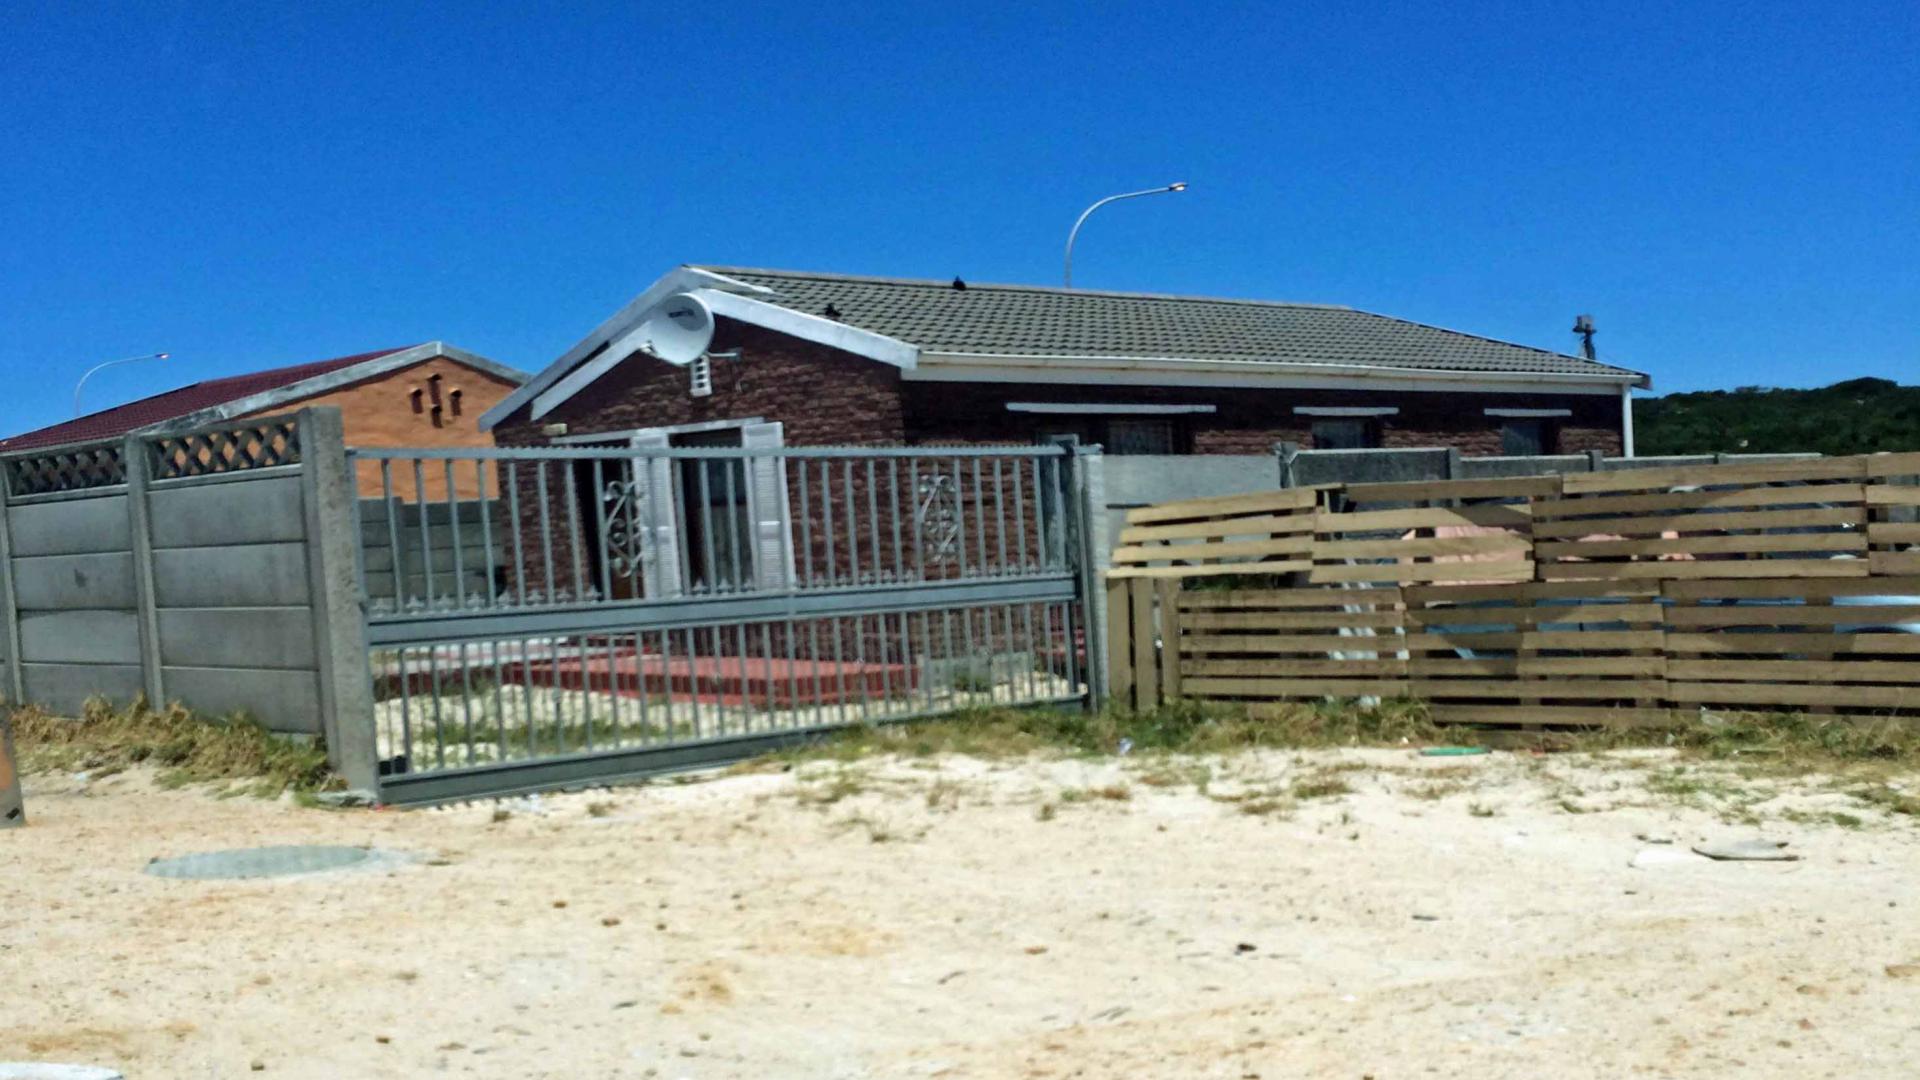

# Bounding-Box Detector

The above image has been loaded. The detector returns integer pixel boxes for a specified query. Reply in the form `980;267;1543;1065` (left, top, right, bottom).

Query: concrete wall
0;411;371;768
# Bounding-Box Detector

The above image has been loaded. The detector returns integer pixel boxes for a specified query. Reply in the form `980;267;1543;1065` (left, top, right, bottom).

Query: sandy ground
5;746;1920;1078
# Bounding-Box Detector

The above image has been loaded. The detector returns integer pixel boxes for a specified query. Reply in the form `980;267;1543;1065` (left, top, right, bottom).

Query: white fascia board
1005;402;1216;415
1294;405;1400;417
909;355;1632;397
482;266;771;431
528;288;919;422
1484;407;1573;418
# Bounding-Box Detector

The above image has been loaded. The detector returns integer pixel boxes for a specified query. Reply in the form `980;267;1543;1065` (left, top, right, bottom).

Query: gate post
298;408;378;791
1068;445;1111;707
0;456;22;706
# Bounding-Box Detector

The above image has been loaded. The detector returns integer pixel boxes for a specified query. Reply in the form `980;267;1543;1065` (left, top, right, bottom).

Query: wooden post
1130;577;1157;709
1156;579;1182;705
1105;576;1132;710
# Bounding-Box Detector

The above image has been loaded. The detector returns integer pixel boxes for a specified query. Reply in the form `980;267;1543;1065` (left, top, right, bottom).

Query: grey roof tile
695;266;1645;382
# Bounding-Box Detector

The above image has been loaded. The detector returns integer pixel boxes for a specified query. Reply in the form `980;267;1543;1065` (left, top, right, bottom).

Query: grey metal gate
351;440;1095;804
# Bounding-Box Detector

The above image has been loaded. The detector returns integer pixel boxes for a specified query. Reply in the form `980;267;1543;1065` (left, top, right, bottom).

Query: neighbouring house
1;342;527;498
483;265;1651;461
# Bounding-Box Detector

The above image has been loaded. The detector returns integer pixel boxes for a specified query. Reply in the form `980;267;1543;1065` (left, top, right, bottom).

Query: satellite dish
641;292;715;365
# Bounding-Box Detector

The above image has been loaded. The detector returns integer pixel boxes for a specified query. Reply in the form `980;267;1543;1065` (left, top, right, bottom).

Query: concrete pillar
298;408;379;791
1070;446;1111;707
123;435;165;705
0;459;22;706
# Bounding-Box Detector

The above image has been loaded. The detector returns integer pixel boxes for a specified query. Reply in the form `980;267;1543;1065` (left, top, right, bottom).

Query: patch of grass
1830;811;1865;829
585;800;616;818
1467;802;1498;818
1034;801;1057;822
794;768;870;807
1851;785;1920;817
9;698;337;796
924;778;964;812
1290;773;1354;800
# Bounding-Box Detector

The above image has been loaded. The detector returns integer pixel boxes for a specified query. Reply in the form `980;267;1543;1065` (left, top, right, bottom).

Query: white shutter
629;430;684;598
739;421;795;590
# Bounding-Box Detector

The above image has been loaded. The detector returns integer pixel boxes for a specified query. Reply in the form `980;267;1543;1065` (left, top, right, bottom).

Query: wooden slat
1532;483;1866;520
1560;457;1868;493
1118;513;1317;544
1667;682;1920;709
1182;658;1407;678
1864;453;1920;478
1661;575;1920;600
1536;532;1865;559
1402;630;1665;651
1105;560;1314;580
1312;535;1530;560
1531;505;1866;539
1184;610;1405;631
1411;678;1668;700
1111;536;1314;565
1408;657;1520;677
1178;586;1402;610
1180;632;1401;654
1130;577;1157;709
1868;522;1920;544
1341;475;1562;502
1403;580;1658;604
1183;676;1409;698
1156;580;1181;704
1429;704;1675;728
1870;552;1920;576
1309;560;1535;584
1539;558;1870;581
1865;485;1920;506
1124;487;1317;525
1664;604;1920;627
1314;506;1532;533
1106;577;1133;705
1668;659;1920;683
1517;656;1666;677
1405;602;1665;627
1665;631;1920;655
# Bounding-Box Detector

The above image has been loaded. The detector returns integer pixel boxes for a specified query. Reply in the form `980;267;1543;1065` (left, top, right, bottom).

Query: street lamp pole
74;351;170;416
1063;181;1188;288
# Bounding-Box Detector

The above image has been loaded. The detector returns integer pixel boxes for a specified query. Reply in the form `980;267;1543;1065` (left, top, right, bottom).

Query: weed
1290;774;1354;800
9;699;337;797
1035;801;1057;822
1467;802;1498;818
586;800;616;818
924;778;964;812
1831;812;1865;829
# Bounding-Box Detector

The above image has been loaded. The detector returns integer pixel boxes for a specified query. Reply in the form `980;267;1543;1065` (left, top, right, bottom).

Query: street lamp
1063;181;1188;288
74;351;170;416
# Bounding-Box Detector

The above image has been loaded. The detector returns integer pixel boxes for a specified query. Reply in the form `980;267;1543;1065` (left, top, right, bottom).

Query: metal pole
74;352;169;416
1063;183;1187;288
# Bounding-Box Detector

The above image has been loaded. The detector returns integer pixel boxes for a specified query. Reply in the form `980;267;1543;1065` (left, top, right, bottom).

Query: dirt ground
6;746;1920;1078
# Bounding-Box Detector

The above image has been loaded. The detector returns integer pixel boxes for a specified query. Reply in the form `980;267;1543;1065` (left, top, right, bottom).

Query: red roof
0;346;419;452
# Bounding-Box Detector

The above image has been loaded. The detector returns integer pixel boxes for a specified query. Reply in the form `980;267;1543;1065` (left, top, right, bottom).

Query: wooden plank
1664;604;1920;627
1539;559;1869;581
1865;485;1920;506
1105;560;1315;580
1309;560;1534;585
1664;631;1920;655
1181;658;1407;678
1311;535;1529;560
1536;532;1865;559
1531;505;1866;539
1408;657;1520;677
1867;522;1920;545
1156;580;1181;704
1410;678;1668;700
1184;610;1405;631
1183;676;1409;698
1517;655;1666;677
1661;575;1920;600
1533;483;1867;520
1105;577;1133;706
1313;505;1532;533
1403;580;1658;604
1178;586;1402;610
1118;513;1316;544
1124;487;1317;525
1429;704;1675;728
1864;454;1920;479
1130;577;1157;709
1179;632;1402;654
1561;457;1868;493
1668;659;1920;683
1870;552;1920;576
1112;536;1314;565
1341;474;1562;503
1402;630;1665;651
1404;602;1665;627
1667;681;1920;709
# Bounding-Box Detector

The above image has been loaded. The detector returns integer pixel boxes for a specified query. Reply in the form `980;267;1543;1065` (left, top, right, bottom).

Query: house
482;266;1651;460
2;342;527;497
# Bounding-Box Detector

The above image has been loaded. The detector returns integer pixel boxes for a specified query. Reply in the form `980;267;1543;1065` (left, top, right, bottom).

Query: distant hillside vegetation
1637;378;1920;456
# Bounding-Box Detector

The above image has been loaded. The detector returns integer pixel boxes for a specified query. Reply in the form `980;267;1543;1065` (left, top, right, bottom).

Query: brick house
480;265;1649;600
2;342;526;498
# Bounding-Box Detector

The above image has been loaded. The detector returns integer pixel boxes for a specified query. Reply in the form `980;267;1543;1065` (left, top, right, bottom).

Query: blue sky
2;2;1915;437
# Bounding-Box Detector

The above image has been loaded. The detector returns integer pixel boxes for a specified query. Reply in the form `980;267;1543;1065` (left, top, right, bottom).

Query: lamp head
1168;182;1189;192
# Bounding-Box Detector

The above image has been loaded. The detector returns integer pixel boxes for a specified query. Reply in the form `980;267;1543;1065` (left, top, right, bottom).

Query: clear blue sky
3;2;1915;438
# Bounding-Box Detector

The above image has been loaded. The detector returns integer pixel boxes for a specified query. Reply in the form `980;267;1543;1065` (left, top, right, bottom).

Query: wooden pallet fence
1866;453;1920;576
1174;586;1407;706
1109;487;1317;579
1662;575;1920;716
1401;580;1671;729
1533;457;1873;581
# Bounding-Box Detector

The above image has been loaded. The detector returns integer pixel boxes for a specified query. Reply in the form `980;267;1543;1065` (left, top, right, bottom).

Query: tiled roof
696;267;1644;381
0;346;418;451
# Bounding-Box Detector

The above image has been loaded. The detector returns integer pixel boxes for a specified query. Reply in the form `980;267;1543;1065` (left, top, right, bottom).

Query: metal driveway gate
351;439;1095;804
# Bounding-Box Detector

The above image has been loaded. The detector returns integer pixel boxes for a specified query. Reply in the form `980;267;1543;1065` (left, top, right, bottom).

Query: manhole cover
145;845;385;880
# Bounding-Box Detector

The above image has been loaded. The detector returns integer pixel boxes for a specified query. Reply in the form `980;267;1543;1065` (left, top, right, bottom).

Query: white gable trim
525;287;918;422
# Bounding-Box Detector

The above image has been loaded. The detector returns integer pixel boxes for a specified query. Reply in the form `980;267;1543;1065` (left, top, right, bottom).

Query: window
1501;420;1557;456
1105;419;1176;455
1310;418;1381;450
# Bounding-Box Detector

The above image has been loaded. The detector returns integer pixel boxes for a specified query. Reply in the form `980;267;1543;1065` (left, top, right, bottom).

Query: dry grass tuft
9;698;336;797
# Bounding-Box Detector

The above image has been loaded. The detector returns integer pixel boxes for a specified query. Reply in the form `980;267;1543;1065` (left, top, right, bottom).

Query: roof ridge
692;265;1355;312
